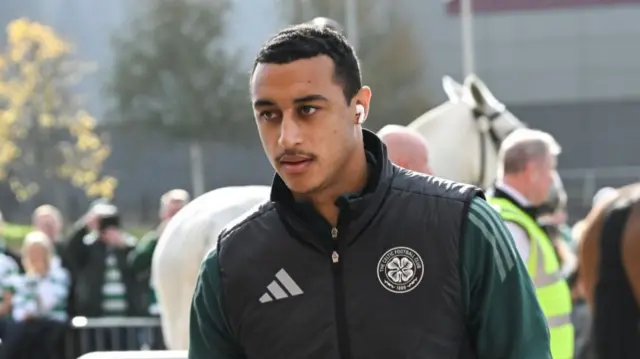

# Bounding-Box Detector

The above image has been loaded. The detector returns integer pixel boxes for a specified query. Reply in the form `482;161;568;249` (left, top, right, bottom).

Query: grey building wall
402;1;640;105
401;1;640;219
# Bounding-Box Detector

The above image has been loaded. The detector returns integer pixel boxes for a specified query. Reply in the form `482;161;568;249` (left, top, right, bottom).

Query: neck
299;148;369;227
501;177;531;202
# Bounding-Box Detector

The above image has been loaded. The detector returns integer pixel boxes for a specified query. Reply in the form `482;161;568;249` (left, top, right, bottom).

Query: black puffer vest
218;130;483;358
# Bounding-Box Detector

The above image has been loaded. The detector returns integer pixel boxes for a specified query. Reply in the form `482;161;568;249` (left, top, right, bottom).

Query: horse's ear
442;75;463;102
463;74;498;109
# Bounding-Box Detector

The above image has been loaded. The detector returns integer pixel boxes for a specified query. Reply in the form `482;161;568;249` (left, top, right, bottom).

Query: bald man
378;125;433;175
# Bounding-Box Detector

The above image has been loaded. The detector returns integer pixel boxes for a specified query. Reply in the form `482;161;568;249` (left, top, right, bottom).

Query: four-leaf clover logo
386;257;415;283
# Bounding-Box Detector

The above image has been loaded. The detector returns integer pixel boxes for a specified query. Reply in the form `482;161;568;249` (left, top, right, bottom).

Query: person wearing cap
64;204;144;324
60;198;112;318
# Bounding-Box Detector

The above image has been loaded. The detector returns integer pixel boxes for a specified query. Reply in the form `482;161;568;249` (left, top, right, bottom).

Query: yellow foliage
0;18;117;201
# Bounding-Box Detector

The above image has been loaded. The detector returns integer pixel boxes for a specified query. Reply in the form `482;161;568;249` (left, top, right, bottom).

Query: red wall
447;0;640;13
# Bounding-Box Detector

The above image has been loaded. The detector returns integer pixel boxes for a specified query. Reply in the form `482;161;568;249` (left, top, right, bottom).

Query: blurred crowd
0;189;191;359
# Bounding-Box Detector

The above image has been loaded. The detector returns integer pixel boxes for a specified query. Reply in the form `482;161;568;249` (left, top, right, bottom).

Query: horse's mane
578;182;640;309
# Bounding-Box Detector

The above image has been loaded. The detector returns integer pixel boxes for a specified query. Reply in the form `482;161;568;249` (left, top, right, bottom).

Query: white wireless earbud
356;104;366;124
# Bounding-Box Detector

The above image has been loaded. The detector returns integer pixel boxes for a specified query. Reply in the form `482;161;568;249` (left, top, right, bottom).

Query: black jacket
64;232;146;317
215;130;483;359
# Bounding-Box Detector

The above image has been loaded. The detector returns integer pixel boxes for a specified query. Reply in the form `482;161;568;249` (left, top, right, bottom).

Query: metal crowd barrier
77;351;187;359
66;316;165;359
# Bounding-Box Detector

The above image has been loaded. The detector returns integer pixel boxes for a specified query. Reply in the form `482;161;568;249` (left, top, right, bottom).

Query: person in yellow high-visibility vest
488;128;574;359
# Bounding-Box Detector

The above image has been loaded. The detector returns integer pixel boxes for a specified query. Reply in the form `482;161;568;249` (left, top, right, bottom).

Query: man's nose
278;116;302;148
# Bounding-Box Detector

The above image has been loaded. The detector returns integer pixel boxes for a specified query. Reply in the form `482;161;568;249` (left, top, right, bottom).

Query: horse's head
408;74;526;189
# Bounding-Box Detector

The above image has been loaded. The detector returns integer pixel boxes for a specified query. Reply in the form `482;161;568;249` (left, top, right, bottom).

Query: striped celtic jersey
149;277;159;316
5;266;70;322
0;253;19;298
102;248;128;315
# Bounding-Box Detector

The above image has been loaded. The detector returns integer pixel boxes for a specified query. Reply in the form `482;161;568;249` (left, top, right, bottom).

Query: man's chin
279;175;321;196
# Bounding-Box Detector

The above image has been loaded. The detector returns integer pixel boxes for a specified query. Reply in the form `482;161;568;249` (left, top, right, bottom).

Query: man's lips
279;155;313;174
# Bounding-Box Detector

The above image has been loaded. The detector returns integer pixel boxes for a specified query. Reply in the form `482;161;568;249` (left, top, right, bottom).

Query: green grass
3;223;32;247
3;222;152;250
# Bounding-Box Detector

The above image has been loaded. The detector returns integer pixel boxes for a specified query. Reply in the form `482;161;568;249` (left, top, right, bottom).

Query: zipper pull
331;227;339;263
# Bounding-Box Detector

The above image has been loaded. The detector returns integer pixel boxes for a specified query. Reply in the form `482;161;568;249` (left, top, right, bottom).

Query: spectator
64;198;110;252
0;251;19;340
0;209;22;340
66;204;141;316
32;205;65;268
130;189;190;350
64;203;144;351
130;189;190;316
0;210;22;272
377;124;433;175
0;231;69;359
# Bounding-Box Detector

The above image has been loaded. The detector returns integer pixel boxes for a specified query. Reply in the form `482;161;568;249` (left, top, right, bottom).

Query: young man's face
251;55;369;196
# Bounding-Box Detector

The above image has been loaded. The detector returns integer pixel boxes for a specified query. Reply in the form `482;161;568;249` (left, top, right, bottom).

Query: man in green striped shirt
190;196;551;358
129;189;191;317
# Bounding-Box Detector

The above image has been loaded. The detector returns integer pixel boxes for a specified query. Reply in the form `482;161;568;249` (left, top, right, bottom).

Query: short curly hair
252;24;361;103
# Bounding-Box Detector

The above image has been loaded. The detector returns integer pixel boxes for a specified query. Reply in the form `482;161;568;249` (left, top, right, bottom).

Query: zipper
331;226;351;359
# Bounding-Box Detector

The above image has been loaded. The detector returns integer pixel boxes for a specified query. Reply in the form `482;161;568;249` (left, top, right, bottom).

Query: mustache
276;150;316;162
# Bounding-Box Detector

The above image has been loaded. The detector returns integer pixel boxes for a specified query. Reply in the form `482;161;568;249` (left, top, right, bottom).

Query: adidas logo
259;269;303;303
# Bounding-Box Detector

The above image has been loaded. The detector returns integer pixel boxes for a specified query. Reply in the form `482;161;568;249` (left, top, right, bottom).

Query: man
130;189;190;317
488;128;574;359
189;25;550;359
32;205;64;242
378;124;433;175
69;205;143;351
65;204;142;316
64;198;110;252
32;205;66;268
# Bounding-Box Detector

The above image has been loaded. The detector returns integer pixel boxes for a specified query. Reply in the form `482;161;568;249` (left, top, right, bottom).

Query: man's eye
300;106;317;116
259;111;278;121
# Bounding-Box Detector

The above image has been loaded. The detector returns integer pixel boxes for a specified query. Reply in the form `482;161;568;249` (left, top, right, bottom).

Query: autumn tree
106;0;252;196
284;0;431;131
0;18;116;201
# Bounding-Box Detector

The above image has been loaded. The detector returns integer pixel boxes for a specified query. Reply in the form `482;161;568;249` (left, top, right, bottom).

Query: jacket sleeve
461;197;552;359
189;249;245;359
128;231;159;274
61;223;90;271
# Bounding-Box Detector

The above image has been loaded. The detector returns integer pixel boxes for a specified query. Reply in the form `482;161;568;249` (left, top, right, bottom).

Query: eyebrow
293;94;328;104
253;94;329;108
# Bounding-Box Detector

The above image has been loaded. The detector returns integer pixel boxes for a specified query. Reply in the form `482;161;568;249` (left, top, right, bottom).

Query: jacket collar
271;129;395;251
490;186;540;220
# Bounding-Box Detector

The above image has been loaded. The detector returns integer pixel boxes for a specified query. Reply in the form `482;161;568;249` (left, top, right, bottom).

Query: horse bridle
471;108;512;188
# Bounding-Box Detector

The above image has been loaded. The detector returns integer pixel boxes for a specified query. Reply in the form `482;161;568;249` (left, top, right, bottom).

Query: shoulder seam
218;202;276;242
389;185;482;204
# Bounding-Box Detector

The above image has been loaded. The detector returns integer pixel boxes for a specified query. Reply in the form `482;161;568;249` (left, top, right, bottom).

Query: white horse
151;185;271;350
408;74;526;189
